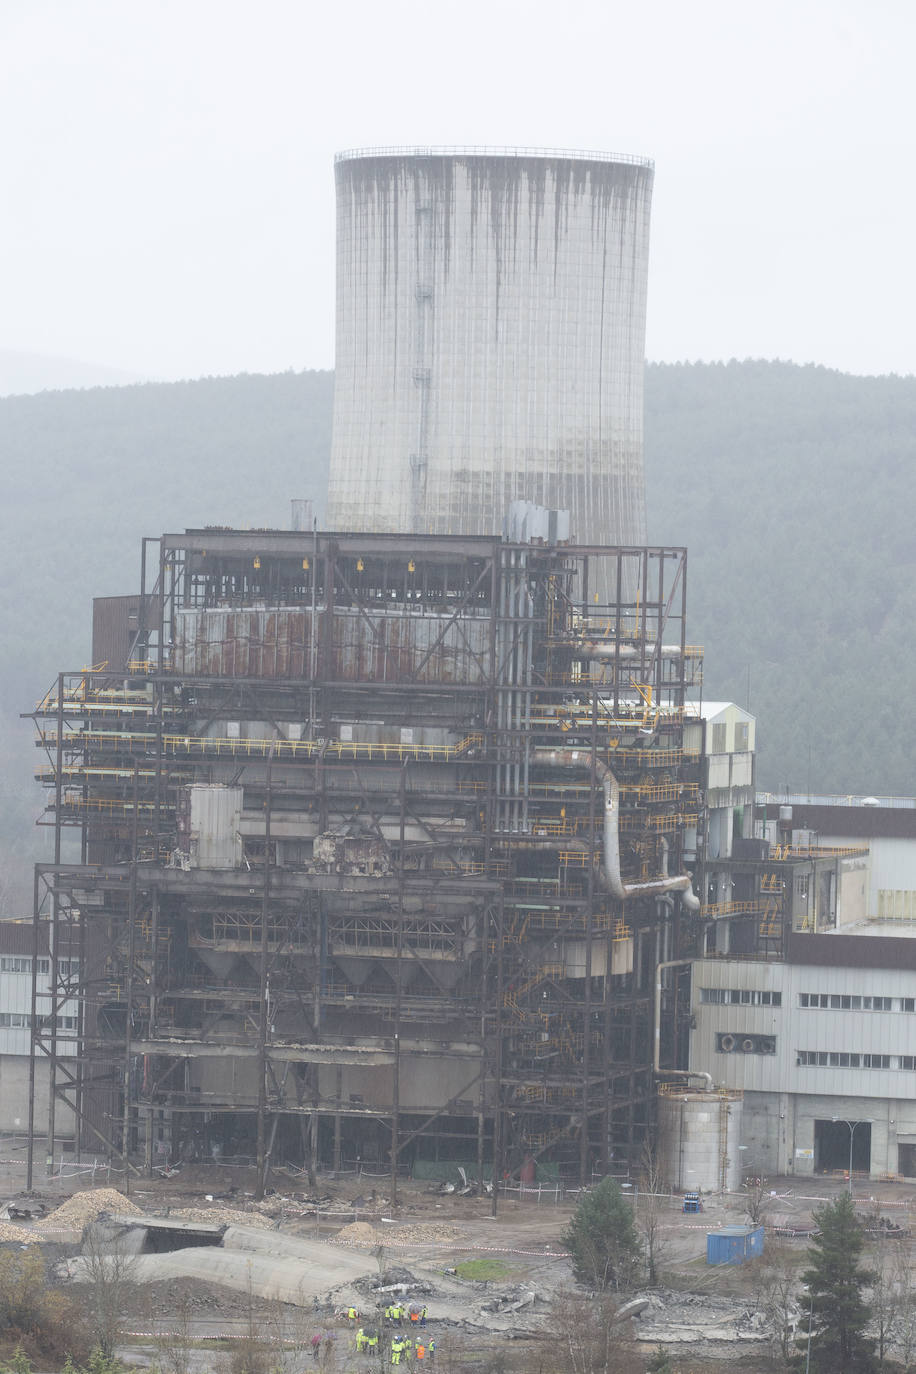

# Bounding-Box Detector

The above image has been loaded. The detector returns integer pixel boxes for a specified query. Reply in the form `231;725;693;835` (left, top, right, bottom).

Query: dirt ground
2;1145;915;1371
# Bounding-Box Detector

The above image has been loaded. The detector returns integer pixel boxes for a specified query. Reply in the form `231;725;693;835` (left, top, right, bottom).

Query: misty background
2;2;914;908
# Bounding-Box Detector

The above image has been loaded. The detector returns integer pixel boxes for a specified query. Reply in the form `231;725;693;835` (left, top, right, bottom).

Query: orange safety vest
416;1345;426;1360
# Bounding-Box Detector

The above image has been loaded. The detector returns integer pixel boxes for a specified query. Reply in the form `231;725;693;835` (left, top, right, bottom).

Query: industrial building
683;793;916;1183
328;148;654;558
26;516;704;1191
0;920;77;1137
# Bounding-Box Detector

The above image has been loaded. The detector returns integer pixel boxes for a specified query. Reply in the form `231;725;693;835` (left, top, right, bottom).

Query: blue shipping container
706;1226;765;1265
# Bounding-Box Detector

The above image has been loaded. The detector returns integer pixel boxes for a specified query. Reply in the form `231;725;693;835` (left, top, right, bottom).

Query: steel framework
27;527;704;1196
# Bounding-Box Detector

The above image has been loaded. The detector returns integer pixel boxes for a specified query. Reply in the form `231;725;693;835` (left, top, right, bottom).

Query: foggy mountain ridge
0;358;911;908
0;348;151;397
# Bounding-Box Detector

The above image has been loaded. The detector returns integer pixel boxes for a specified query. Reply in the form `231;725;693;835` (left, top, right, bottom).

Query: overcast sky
2;0;913;382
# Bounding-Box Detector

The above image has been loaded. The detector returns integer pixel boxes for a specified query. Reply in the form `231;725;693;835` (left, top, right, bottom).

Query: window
801;991;896;1011
711;722;727;753
0;1013;32;1028
0;957;31;973
901;1056;916;1071
701;988;781;1007
905;999;916;1013
735;721;749;752
863;1054;891;1069
797;1050;828;1066
828;1052;860;1068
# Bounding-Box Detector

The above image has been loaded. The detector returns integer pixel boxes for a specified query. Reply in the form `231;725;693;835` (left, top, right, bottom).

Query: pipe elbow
679;884;701;914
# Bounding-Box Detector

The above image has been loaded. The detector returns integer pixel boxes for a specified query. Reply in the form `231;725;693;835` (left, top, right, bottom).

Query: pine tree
561;1177;641;1291
798;1192;876;1371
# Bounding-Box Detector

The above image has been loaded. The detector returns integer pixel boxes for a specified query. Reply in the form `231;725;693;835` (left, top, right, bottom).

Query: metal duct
653;957;713;1090
578;639;685;660
531;749;700;911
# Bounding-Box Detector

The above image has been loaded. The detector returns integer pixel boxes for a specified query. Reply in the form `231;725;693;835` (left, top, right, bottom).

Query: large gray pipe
578;639;686;660
531;749;700;911
653;957;713;1091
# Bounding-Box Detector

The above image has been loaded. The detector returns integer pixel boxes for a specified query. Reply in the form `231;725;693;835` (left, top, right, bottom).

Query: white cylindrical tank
328;147;654;552
656;1088;744;1194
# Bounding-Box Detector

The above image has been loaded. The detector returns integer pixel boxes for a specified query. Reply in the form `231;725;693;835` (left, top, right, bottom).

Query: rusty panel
174;608;490;684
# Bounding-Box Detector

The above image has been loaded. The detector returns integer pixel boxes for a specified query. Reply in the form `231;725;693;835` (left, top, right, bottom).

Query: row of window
799;993;908;1011
796;1050;915;1070
0;1013;77;1030
700;989;782;1006
0;957;79;976
701;988;914;1013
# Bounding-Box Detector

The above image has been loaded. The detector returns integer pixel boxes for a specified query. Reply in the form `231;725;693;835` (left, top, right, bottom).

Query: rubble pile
476;1285;539;1314
163;1205;273;1229
36;1188;142;1230
352;1265;437;1299
633;1289;769;1345
0;1221;41;1244
334;1218;462;1247
333;1220;380;1246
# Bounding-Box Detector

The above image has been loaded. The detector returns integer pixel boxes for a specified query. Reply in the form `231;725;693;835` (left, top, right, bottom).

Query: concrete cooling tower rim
335;145;654;169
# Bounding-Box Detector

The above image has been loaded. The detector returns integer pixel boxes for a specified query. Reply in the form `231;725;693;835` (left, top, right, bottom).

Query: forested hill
645;360;916;797
1;359;913;905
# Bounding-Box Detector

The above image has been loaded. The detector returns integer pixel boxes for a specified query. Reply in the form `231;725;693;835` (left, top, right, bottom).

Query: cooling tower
328;147;654;548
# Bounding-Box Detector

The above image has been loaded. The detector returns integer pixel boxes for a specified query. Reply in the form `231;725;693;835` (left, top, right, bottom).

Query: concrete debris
0;1220;42;1243
36;1188;142;1230
476;1285;539;1314
333;1220;380;1246
162;1205;273;1230
632;1289;770;1345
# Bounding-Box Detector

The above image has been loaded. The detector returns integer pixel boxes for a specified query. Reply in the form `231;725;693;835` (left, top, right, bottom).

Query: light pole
832;1117;873;1195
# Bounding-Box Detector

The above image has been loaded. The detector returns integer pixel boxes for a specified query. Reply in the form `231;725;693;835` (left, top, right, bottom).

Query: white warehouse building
0;920;78;1138
688;790;916;1183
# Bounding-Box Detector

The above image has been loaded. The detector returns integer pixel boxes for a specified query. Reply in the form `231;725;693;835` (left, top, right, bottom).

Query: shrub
561;1178;642;1291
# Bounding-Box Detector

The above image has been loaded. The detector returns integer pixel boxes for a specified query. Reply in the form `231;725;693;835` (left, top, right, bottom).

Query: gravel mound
334;1219;461;1248
334;1220;380;1246
37;1188;142;1230
161;1206;273;1230
0;1221;42;1244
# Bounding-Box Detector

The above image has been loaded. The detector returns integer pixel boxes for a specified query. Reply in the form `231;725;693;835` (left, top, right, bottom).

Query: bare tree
637;1139;668;1285
153;1291;194;1374
549;1288;641;1374
893;1239;916;1374
78;1221;139;1359
757;1237;802;1368
865;1222;913;1370
741;1171;771;1228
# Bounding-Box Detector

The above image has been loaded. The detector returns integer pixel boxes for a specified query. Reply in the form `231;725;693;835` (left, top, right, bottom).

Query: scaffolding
26;528;704;1196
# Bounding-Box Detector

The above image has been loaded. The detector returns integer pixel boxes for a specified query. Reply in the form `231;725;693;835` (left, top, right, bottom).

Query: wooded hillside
1;359;910;905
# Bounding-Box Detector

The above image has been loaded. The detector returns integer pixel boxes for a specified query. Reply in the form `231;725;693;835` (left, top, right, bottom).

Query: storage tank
328;148;654;557
656;1087;744;1194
